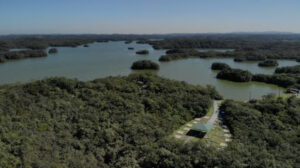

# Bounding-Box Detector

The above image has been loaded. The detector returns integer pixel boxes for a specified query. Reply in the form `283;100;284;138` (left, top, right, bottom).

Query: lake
0;41;299;100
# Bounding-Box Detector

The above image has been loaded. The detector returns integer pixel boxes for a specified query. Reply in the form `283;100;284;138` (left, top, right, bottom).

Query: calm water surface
0;41;298;100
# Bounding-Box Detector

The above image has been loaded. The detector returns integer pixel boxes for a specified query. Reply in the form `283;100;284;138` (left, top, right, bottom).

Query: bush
83;44;89;47
136;50;149;55
211;62;231;70
131;60;159;70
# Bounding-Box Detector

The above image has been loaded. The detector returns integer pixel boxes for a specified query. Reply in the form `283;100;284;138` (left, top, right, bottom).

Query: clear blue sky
0;0;299;34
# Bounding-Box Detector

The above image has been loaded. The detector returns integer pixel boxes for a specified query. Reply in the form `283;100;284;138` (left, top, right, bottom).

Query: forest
275;65;300;74
0;50;47;63
0;73;298;168
131;60;159;70
212;63;300;89
216;68;253;82
258;60;278;67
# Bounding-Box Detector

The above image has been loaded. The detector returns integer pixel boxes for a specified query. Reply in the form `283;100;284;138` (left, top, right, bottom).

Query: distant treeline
1;34;300;63
151;35;300;62
0;50;47;63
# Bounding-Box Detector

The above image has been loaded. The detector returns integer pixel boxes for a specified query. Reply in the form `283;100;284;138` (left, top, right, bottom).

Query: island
48;48;58;54
131;60;159;70
275;65;300;74
136;50;149;55
217;68;252;82
128;47;134;50
258;60;278;67
233;57;246;62
211;62;231;70
0;50;47;63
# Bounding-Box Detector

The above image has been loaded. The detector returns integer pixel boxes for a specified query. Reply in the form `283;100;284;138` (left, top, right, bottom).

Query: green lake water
0;41;299;100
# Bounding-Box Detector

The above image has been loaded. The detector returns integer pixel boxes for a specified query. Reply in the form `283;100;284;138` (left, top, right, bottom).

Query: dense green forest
0;74;298;167
217;68;253;82
212;63;300;89
0;74;221;168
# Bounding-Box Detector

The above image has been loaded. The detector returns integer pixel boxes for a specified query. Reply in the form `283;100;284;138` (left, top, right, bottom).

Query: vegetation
211;62;231;70
0;74;223;168
233;57;245;62
258;59;278;67
220;96;299;168
0;50;47;63
275;65;300;74
84;44;89;47
212;64;300;89
253;74;300;89
48;48;58;54
0;75;297;167
136;50;149;55
131;60;159;70
216;68;253;82
128;47;134;50
148;35;300;61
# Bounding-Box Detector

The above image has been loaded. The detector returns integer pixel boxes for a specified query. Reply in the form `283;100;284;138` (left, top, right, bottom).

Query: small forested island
258;60;278;67
83;44;89;47
128;47;134;50
213;64;300;89
275;65;300;74
131;60;159;70
217;68;252;82
48;48;58;54
0;50;47;63
211;62;231;70
233;57;245;62
136;50;149;55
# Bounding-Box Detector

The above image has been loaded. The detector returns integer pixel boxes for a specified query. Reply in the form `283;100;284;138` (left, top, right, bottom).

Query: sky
0;0;300;34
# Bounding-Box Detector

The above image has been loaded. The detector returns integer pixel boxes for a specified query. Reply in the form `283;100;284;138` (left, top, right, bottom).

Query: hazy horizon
1;0;300;35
